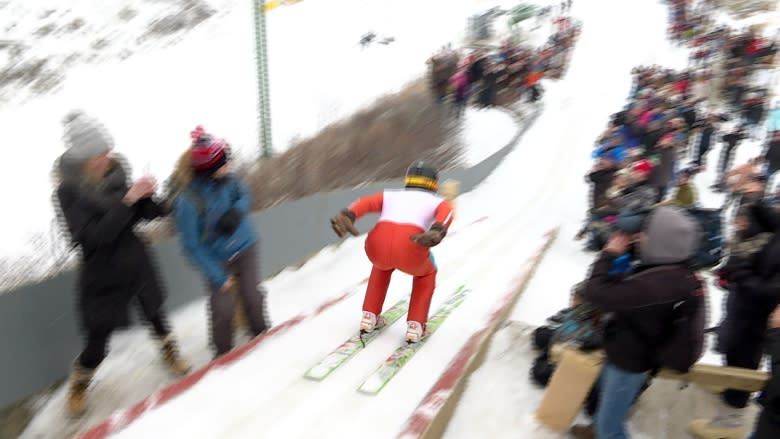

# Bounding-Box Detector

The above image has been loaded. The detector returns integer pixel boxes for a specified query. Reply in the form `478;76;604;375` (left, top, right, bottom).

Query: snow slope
460;108;518;166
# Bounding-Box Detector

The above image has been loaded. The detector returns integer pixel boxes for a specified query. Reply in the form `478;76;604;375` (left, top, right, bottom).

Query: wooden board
548;345;768;393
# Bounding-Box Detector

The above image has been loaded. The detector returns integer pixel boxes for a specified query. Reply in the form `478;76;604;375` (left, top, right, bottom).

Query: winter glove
410;223;447;248
331;209;358;238
217;208;243;236
716;270;730;290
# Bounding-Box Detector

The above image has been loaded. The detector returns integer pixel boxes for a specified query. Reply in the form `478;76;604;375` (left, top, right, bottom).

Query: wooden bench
548;344;769;393
535;344;769;433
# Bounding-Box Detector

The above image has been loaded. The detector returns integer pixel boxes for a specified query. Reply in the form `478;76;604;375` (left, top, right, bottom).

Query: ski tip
303;373;326;381
357;387;380;396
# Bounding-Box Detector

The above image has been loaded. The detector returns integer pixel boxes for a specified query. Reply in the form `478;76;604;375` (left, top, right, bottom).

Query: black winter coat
755;328;780;439
588;167;616;210
585;252;701;373
763;139;780;171
698;124;714;152
56;159;168;334
719;231;780;354
640;128;664;156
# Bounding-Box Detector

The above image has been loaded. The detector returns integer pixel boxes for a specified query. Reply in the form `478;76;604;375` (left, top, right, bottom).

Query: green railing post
254;0;273;159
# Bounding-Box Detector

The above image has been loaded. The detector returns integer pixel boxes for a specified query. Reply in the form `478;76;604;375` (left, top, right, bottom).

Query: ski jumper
349;189;454;325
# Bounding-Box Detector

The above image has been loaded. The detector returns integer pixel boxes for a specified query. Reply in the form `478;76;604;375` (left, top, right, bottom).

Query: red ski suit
349;189;454;325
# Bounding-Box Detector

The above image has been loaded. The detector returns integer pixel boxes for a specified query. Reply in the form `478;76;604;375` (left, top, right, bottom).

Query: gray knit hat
61;110;114;163
640;206;700;265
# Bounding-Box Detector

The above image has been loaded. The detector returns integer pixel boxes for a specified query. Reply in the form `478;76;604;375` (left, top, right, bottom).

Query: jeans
208;244;270;355
595;362;648;439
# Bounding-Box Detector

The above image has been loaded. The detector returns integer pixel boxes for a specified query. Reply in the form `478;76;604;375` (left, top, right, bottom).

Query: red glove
715;270;729;290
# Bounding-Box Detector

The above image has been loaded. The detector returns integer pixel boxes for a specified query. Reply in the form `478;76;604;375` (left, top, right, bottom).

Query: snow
17;0;779;438
460;108;518;166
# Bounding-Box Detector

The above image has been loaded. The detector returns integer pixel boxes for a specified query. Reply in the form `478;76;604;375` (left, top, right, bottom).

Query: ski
357;285;470;395
304;298;409;381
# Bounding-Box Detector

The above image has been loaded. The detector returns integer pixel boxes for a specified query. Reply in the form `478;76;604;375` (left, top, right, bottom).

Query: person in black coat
692;203;780;437
714;125;746;190
761;130;780;178
693;115;717;168
53;110;191;417
572;207;704;439
748;305;780;439
478;62;499;108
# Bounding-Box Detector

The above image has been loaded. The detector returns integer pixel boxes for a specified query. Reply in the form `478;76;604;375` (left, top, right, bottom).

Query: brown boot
66;363;95;417
570;423;596;439
158;335;192;376
231;287;249;332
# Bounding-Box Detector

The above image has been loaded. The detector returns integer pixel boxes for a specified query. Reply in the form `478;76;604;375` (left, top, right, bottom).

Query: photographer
571;206;705;439
692;202;780;438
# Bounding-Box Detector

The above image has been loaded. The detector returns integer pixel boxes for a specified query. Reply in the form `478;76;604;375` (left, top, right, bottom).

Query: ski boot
405;321;427;343
158;335;192;376
360;311;385;333
66;362;95;417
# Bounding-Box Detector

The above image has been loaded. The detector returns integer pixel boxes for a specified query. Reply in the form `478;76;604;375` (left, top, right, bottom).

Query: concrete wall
0;108;540;410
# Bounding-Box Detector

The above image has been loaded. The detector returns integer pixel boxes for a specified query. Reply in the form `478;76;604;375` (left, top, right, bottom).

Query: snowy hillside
0;0;221;104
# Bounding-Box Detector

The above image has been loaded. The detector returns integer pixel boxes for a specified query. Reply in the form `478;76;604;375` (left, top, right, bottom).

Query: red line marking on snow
78;282;364;439
397;230;556;439
78;215;491;439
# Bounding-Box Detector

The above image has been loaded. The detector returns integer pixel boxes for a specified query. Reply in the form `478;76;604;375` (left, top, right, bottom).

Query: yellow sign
263;0;303;12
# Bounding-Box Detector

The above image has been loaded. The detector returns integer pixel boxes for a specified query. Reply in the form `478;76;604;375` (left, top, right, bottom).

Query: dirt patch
144;0;216;38
66;18;86;33
0;57;63;95
242;79;462;210
34;23;56;38
0;400;32;439
0;380;61;439
118;7;138;22
0;0;220;103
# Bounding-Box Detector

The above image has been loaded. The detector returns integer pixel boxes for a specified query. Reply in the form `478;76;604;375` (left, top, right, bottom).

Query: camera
595;206;723;271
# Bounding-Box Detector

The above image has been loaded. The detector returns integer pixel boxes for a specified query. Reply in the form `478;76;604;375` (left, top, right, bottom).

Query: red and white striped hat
189;125;230;172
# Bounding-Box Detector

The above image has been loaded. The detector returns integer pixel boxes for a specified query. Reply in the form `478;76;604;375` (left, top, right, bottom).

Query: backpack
653;270;707;374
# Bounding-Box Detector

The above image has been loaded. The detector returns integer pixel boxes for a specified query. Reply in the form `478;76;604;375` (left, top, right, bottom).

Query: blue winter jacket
609;253;635;274
593;141;627;163
768;108;780;132
618;125;641;148
174;175;257;288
